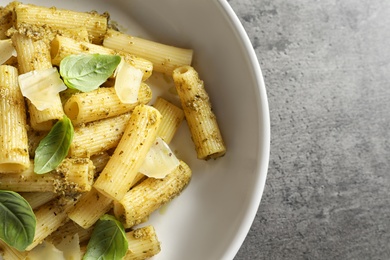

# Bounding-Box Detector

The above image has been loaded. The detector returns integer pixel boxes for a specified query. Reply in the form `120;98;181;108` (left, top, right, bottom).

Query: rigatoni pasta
93;104;162;201
124;226;161;260
70;113;131;157
67;188;113;229
20;192;58;210
173;65;226;160
11;32;52;73
11;32;65;131
14;3;108;44
0;2;16;40
0;2;227;259
114;160;192;228
0;158;94;194
26;197;78;251
0;240;27;260
153;96;185;144
64;83;152;125
103;29;193;75
47;220;94;246
0;65;29;173
50;35;153;80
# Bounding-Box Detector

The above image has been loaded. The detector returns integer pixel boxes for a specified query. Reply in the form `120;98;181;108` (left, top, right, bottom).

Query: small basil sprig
83;214;128;260
34;115;74;174
60;53;121;92
0;190;36;251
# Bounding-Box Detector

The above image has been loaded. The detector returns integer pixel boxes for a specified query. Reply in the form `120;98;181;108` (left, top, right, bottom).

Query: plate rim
217;0;270;259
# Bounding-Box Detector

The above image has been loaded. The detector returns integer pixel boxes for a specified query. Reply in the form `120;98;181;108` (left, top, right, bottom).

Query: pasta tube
153;96;185;144
70;113;131;158
26;197;78;251
114;160;192;228
57;158;95;194
0;158;94;194
124;226;161;260
67;188;113;229
103;29;193;75
0;2;17;40
0;240;27;260
64;83;152;126
15;3;108;44
47;220;94;245
11;32;64;131
20;192;57;210
93;105;162;201
173;66;226;160
0;65;30;173
51;35;153;80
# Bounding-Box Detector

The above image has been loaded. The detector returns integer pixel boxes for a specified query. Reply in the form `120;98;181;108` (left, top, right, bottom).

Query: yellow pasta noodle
51;35;153;80
114;160;192;228
57;158;95;194
153;96;185;144
0;158;94;194
0;2;17;40
64;83;152;126
124;226;161;260
93;104;162;201
70;113;131;158
11;32;65;131
173;65;226;160
26;197;78;251
103;29;193;75
14;3;108;44
20;191;57;210
67;187;113;229
0;65;29;173
0;240;27;260
47;220;94;246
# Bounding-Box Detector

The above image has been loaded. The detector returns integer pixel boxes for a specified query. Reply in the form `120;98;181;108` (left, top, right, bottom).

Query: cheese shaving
114;60;143;104
26;241;65;260
139;137;180;179
18;68;67;111
0;39;17;65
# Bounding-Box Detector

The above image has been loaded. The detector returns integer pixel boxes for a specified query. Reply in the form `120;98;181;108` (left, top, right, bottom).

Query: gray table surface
229;0;390;259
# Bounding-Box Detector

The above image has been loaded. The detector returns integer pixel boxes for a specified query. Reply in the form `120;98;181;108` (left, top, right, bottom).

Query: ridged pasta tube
114;160;192;228
103;29;193;75
0;65;29;173
64;83;152;126
173;66;226;160
124;226;161;260
153;96;185;144
93;105;162;201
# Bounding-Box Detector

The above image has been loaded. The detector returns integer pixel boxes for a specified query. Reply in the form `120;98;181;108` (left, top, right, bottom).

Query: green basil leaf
34;115;74;174
0;190;36;251
83;214;128;260
60;54;121;92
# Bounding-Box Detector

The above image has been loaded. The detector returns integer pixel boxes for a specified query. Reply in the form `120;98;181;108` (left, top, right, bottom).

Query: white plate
13;0;270;259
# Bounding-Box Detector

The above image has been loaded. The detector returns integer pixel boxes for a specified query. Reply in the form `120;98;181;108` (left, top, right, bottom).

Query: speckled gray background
229;0;390;259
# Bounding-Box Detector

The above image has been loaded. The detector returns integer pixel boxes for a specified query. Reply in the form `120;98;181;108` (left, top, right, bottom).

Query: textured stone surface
229;0;390;259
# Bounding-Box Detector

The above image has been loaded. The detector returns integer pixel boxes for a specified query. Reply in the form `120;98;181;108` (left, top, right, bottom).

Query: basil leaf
60;54;121;92
0;190;36;251
83;214;128;260
34;115;74;174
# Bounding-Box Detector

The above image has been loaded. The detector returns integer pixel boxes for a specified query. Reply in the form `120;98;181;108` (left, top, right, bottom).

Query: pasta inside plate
0;0;269;259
